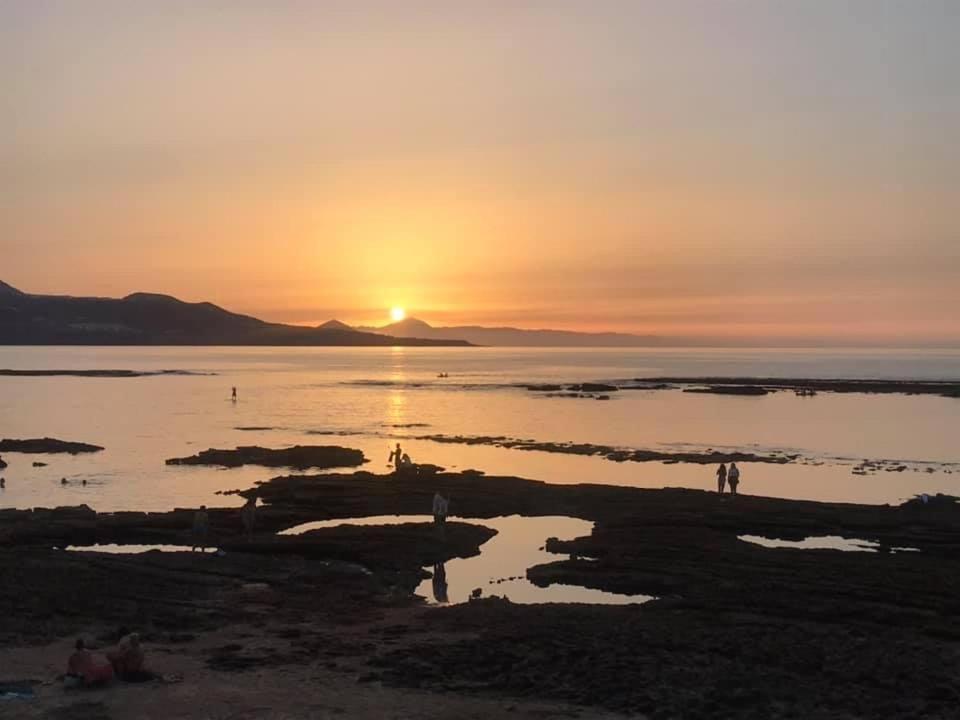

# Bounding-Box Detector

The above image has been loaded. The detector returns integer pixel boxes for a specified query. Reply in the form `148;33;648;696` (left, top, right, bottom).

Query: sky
2;1;958;344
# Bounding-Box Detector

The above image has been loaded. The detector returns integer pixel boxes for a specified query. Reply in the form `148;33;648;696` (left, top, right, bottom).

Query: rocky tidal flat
2;468;959;718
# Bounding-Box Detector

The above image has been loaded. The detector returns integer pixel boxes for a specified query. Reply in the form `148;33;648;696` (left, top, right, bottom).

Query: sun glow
390;307;406;322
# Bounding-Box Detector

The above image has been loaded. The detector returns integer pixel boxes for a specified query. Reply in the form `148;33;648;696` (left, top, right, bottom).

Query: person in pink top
66;638;114;687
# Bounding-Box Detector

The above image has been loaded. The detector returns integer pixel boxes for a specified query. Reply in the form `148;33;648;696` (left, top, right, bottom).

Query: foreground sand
1;622;627;720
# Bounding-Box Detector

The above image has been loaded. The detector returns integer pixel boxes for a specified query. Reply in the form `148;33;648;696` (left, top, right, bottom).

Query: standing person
192;505;210;552
432;492;449;526
432;492;449;541
388;443;403;473
728;463;741;495
231;386;238;402
716;463;728;494
240;496;257;541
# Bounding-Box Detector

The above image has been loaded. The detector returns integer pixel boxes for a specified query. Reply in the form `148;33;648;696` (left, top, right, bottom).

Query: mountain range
355;317;663;347
0;280;669;347
0;281;468;347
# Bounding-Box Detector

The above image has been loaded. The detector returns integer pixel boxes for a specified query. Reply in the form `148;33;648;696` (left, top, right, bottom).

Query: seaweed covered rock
166;445;366;470
0;438;104;454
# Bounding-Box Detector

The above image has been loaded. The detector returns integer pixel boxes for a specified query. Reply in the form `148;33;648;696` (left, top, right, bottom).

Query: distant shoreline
3;369;960;395
0;369;213;378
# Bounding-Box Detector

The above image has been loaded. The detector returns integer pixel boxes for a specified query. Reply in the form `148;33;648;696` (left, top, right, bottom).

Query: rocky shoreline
622;376;960;398
2;471;959;718
395;434;797;465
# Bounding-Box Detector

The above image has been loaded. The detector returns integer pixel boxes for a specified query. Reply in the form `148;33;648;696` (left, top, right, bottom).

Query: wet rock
405;434;792;465
684;386;769;396
0;438;104;454
165;445;366;470
567;383;618;393
638;376;960;398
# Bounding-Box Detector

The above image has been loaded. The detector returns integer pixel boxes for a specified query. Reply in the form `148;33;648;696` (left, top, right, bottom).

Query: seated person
107;632;145;679
66;638;114;687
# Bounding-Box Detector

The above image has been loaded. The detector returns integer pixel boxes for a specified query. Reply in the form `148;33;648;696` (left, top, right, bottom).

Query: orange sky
2;2;958;344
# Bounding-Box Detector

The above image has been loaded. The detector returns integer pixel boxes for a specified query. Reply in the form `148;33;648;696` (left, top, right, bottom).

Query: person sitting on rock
107;632;145;680
728;463;741;495
192;506;210;552
66;638;114;687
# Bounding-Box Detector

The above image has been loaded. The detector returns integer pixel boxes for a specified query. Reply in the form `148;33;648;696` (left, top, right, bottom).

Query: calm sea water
1;346;959;513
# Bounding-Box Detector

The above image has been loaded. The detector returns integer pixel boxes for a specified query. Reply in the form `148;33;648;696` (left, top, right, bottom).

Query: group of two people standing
716;462;741;495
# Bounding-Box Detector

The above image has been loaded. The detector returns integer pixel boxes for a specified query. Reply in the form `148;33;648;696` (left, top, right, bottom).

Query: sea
2;346;958;513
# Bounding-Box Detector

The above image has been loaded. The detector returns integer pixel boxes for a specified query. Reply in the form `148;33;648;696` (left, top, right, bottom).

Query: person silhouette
240;496;257;541
432;562;449;604
192;506;210;552
231;387;237;402
716;463;728;494
728;463;741;495
388;443;403;473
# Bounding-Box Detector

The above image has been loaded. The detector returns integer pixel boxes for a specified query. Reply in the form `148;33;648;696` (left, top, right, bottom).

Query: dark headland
0;281;470;347
3;467;959;718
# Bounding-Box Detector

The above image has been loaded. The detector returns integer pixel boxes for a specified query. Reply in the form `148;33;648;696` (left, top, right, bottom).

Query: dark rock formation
635;376;960;398
399;434;793;465
684;385;769;395
567;383;618;393
165;445;366;470
0;437;104;454
0;455;6;469
232;522;496;590
4;473;960;718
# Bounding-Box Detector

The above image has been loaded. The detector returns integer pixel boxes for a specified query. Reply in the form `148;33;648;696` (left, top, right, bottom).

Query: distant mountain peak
390;317;433;331
122;292;183;303
317;319;352;331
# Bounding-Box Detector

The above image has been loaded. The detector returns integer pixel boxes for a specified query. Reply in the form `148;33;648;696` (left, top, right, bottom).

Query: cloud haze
2;1;958;344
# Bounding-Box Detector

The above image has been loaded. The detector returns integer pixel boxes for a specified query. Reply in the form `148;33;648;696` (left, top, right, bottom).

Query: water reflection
281;514;651;605
432;562;449;604
739;535;920;553
65;543;214;554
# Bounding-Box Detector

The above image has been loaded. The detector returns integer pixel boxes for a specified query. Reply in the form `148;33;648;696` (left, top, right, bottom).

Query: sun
390;306;406;322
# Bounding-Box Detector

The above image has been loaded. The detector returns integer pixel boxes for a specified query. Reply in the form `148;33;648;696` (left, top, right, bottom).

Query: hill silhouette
0;282;470;347
357;317;663;347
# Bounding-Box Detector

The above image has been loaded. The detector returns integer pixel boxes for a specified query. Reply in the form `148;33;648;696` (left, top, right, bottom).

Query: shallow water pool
284;514;651;605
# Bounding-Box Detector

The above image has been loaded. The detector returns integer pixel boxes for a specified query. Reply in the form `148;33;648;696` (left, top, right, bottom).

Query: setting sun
390;307;407;323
